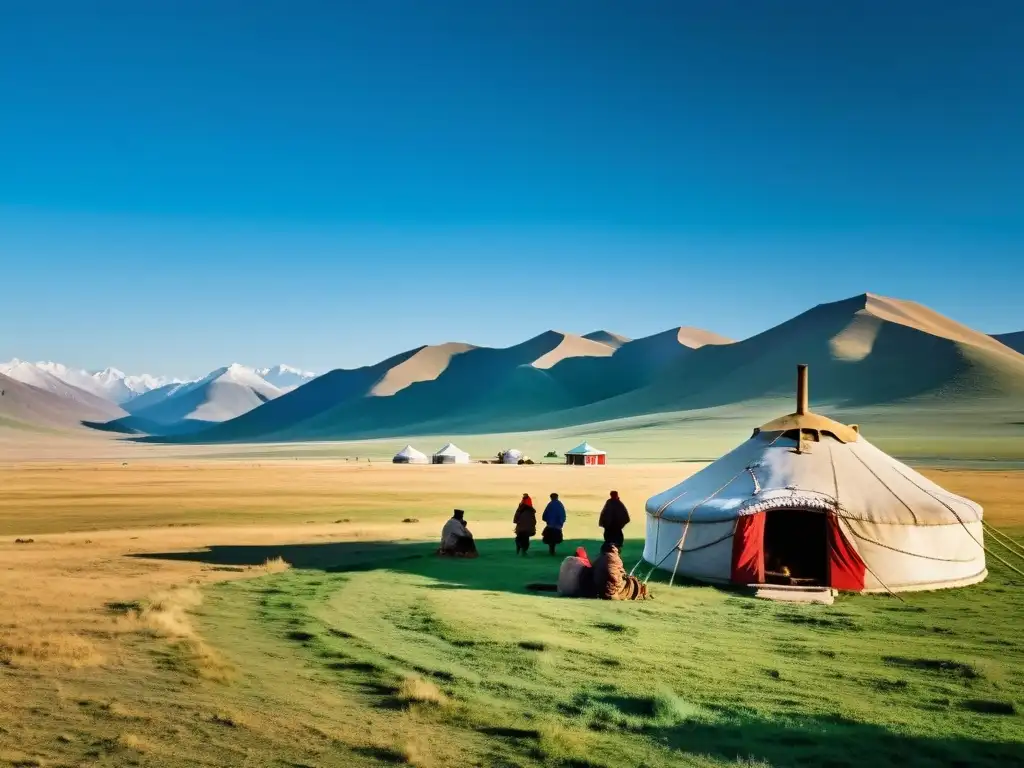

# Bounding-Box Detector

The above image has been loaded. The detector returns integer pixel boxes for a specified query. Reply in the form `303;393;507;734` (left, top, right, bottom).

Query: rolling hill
186;344;475;442
521;292;1024;432
182;327;730;443
582;330;632;349
187;332;623;442
174;292;1024;444
994;331;1024;354
0;372;126;431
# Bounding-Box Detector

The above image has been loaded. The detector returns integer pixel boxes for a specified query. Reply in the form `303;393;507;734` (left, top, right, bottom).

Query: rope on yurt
828;443;904;602
668;546;685;587
651;468;740;586
981;522;1024;561
630;487;692;576
848;448;919;523
888;465;1024;583
834;516;907;603
637;529;736;586
842;526;980;562
645;432;788;586
978;543;1024;581
630;515;661;577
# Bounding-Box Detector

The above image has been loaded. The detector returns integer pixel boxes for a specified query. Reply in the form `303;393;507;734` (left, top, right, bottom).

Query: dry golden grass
0;630;103;668
263;555;292;573
116;731;154;752
398;675;447;707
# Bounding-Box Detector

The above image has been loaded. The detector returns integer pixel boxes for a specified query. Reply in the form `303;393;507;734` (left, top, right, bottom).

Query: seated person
439;509;477;557
557;546;598;598
591;542;650;601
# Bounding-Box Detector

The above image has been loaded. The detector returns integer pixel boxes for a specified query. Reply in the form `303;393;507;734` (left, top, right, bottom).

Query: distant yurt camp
432;442;470;465
502;449;523;464
643;365;986;593
565;442;606;466
393;445;428;464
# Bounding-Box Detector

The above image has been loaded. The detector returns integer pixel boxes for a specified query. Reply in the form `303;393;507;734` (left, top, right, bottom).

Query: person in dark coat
598;490;630;549
513;494;537;555
541;492;567;555
592;542;650;600
439;509;477;557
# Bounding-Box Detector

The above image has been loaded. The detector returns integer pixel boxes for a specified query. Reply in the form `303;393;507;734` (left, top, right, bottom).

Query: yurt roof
646;364;982;527
504;448;523;455
434;442;468;456
645;432;982;526
394;445;427;459
566;441;605;455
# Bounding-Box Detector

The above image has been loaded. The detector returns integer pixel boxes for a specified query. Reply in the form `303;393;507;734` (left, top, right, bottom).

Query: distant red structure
564;442;607;466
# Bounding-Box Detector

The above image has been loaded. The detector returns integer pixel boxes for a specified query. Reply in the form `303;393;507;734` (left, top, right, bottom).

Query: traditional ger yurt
502;449;524;464
393;445;428;465
643;365;986;593
565;442;607;466
432;442;470;465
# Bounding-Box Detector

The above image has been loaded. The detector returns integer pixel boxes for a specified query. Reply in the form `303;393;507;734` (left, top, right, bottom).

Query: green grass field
2;462;1022;768
141;535;1024;767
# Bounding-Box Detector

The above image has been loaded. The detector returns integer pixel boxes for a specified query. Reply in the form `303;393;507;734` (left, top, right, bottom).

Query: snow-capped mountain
86;367;177;402
256;364;317;391
1;359;101;400
0;359;128;420
1;359;178;403
118;363;282;427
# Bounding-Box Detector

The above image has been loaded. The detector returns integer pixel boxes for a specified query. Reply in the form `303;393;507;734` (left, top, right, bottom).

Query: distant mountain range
0;359;178;403
0;360;314;434
177;293;1024;444
2;294;1021;442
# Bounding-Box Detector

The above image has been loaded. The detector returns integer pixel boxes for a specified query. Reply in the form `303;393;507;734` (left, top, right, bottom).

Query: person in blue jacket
541;492;567;555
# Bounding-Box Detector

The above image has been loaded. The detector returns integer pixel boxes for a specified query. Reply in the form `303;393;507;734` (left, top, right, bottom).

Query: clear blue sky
1;1;1021;377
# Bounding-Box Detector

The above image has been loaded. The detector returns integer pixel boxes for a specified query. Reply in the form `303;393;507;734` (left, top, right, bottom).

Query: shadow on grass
642;708;1023;768
131;537;647;596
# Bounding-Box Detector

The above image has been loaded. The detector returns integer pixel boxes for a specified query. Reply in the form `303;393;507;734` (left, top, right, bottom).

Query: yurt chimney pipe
796;364;809;415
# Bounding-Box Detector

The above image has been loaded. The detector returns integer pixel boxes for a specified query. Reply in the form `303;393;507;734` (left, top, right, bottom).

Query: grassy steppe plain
1;462;1022;767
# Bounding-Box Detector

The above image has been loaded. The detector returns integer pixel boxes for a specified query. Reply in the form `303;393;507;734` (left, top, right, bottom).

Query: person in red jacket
513;493;537;555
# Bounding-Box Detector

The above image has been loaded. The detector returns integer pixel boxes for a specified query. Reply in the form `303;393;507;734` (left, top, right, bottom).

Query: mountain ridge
178;292;1024;443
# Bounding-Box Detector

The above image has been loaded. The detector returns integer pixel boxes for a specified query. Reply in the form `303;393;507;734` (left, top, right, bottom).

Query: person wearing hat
439;509;477;557
513;493;538;555
598;491;630;549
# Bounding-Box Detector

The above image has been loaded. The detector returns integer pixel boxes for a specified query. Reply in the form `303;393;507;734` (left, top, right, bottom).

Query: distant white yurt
393;445;428;465
565;442;606;466
644;365;986;593
432;442;470;465
502;449;523;464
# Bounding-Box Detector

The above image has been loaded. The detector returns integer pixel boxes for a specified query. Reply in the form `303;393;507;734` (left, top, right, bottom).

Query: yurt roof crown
753;364;860;444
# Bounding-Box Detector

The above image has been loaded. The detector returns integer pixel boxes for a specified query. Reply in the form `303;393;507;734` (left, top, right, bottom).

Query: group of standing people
439;491;632;558
512;490;630;556
436;491;648;601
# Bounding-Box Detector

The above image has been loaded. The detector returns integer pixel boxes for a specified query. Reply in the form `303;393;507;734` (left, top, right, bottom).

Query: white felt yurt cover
393;445;428;464
643;367;986;594
433;443;470;463
502;449;523;464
